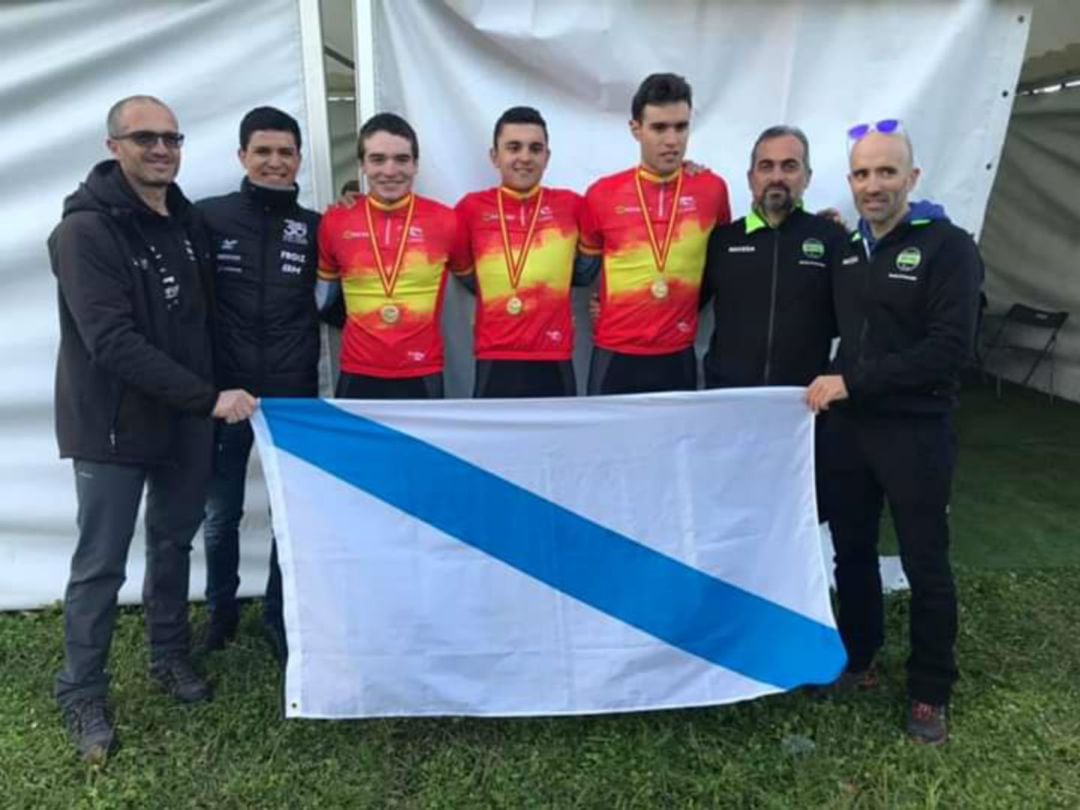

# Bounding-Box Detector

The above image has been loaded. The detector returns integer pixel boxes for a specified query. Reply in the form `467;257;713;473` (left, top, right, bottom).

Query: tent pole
297;0;334;211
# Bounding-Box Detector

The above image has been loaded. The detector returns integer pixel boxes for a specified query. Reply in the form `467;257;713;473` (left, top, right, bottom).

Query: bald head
106;95;174;138
847;131;921;238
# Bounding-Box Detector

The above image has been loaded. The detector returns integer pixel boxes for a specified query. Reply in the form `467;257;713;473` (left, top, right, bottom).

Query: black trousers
587;346;697;395
474;359;577;398
820;408;959;705
55;416;213;709
335;371;444;399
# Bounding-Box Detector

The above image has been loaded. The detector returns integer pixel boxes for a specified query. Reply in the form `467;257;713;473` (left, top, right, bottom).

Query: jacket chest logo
727;245;755;253
802;238;825;259
283;219;309;246
896;247;922;272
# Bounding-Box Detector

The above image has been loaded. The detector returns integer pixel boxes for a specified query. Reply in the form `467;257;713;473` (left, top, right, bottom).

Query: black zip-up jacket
833;209;983;415
196;179;321;397
701;208;845;387
48;160;218;464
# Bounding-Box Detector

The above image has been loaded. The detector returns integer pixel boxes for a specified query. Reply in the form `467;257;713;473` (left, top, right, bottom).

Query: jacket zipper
762;230;780;385
257;210;270;392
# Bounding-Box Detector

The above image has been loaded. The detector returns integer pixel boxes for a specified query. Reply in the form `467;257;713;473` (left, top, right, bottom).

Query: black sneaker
61;696;117;764
202;609;239;652
907;701;948;745
149;654;212;704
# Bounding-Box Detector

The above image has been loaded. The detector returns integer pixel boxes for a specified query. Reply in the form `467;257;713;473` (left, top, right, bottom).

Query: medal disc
650;278;669;300
380;304;401;324
506;296;524;315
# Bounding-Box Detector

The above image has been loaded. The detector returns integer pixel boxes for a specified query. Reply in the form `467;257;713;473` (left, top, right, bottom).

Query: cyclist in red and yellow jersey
317;113;466;399
452;106;589;397
579;73;731;394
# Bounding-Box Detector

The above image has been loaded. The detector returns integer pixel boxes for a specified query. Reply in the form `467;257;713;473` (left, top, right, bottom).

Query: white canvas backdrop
366;0;1031;396
0;0;317;610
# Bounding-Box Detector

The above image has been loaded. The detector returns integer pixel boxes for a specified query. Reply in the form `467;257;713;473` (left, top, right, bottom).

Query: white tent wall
979;88;1080;401
1;0;1032;610
0;0;325;610
364;0;1031;397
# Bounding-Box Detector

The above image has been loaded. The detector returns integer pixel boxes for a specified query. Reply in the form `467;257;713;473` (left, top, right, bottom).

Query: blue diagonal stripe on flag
261;398;846;690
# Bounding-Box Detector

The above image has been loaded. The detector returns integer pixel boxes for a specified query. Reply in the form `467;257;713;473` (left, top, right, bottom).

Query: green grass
2;383;1079;808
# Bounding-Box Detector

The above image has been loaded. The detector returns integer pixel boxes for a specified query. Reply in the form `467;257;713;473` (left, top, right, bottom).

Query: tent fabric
979;88;1080;400
0;0;313;610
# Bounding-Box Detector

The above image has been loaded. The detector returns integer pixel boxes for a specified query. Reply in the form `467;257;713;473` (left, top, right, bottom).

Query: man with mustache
48;95;257;762
700;125;844;390
807;121;983;745
579;73;731;394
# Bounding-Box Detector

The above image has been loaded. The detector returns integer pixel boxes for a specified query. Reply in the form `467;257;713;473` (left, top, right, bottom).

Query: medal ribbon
633;169;684;274
496;187;545;291
364;194;416;299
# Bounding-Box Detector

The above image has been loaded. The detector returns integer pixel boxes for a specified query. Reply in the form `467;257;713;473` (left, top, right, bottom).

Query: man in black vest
196;107;321;662
807;121;982;745
49;95;257;763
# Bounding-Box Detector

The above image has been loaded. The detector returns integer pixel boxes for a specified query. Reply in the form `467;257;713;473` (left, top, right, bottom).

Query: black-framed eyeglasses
112;130;185;149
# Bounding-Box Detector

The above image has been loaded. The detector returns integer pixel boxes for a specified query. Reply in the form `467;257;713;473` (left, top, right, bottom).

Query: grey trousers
55;417;213;709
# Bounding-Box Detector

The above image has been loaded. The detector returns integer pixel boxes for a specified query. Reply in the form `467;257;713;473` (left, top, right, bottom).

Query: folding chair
983;303;1069;400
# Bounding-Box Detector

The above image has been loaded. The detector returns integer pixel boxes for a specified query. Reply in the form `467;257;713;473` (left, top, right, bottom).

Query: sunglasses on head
113;130;185;149
846;119;902;141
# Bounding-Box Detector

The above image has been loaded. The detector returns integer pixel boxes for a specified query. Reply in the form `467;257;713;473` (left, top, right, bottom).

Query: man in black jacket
807;123;982;745
196;107;320;661
702;125;844;388
49;95;257;763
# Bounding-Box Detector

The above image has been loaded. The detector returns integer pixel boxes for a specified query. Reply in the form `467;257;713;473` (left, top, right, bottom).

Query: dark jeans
335;371;444;399
202;420;282;628
474;359;577;398
587;346;697;395
55;417;213;709
821;408;959;705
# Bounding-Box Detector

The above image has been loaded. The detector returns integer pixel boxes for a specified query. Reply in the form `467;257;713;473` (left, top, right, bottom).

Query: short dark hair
239;106;301;151
358;113;419;161
750;125;812;173
631;73;692;121
492;106;548;149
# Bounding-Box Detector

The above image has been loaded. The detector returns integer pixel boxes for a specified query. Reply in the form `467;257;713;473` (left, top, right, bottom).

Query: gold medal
497;187;543;317
634;168;684;304
364;194;415;325
379;304;400;324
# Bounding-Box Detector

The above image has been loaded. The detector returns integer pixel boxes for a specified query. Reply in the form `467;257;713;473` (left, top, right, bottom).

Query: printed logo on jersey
283;219;309;246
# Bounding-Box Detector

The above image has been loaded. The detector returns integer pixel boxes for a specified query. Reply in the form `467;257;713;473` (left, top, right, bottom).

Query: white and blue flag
252;388;845;719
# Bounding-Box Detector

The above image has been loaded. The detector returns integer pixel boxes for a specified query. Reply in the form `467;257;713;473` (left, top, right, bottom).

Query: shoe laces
71;698;109;733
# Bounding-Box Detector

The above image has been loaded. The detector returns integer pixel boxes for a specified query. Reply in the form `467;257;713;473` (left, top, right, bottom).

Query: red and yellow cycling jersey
318;193;462;378
580;166;731;354
453;186;582;360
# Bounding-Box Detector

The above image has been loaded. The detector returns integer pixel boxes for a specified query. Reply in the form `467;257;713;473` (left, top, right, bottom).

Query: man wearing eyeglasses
195;107;321;664
806;121;982;745
48;95;257;763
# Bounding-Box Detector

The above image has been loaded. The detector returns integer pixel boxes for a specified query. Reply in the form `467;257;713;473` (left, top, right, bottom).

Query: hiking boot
61;696;117;764
907;701;949;745
807;661;879;697
149;654;212;704
201;609;239;652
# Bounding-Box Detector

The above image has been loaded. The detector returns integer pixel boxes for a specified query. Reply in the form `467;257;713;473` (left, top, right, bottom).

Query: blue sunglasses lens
847;123;871;140
875;119;900;134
